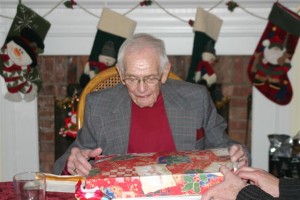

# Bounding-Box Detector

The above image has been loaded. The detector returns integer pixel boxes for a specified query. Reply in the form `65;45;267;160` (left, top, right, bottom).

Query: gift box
77;148;233;199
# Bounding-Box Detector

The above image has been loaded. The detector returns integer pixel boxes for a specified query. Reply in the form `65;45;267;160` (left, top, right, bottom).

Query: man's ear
116;65;125;85
161;62;171;84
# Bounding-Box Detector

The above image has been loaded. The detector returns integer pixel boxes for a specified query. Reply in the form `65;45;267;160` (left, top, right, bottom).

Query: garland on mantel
2;0;299;25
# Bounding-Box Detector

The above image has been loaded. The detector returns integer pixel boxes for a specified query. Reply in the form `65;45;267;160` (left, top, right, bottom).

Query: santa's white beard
264;47;285;65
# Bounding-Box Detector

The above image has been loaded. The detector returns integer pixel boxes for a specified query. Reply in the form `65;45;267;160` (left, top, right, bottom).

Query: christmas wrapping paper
76;148;233;199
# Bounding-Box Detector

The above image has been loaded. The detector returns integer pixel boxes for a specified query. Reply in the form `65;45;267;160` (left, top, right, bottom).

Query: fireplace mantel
1;0;299;55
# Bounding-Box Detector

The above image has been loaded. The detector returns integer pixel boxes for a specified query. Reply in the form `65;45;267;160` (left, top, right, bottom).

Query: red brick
232;86;252;97
230;107;247;120
230;97;248;108
229;120;247;131
229;131;247;145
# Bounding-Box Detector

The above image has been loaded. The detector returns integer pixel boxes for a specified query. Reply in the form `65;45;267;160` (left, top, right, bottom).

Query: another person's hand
237;166;279;197
67;147;102;176
201;165;246;200
229;144;249;168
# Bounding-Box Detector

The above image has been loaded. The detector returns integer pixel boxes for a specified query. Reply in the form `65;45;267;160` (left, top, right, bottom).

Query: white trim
0;76;39;181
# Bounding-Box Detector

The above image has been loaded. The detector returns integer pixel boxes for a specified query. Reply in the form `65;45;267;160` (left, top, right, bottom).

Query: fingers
201;191;214;200
67;147;102;176
236;167;263;185
229;145;243;162
219;165;231;177
202;166;230;200
236;166;256;174
229;145;248;168
88;148;102;158
74;150;92;176
202;183;219;200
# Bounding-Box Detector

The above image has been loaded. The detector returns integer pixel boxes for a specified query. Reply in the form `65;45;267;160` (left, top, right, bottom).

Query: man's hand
229;144;249;169
237;166;279;197
201;166;246;200
67;147;102;176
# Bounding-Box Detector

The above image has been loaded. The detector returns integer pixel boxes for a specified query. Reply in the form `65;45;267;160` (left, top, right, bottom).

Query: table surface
0;181;74;200
0;181;202;200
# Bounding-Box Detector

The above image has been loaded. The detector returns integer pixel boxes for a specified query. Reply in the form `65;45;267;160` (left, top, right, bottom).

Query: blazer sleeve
279;178;300;200
237;185;277;200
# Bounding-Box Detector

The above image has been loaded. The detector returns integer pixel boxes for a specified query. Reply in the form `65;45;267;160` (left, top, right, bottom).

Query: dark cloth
237;185;277;200
279;178;300;200
237;178;300;200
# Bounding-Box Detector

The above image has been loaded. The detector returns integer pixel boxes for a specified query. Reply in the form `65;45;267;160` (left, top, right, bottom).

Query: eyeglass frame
122;75;162;86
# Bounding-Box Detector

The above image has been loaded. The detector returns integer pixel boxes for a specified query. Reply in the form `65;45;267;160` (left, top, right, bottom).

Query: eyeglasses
123;76;161;86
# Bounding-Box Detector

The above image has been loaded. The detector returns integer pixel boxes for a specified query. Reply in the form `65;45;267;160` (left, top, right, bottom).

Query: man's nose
137;80;148;92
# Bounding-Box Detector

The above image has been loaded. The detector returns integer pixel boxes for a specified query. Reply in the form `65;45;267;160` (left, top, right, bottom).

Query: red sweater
128;92;176;153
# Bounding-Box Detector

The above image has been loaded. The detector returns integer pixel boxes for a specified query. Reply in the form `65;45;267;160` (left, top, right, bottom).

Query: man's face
118;48;170;108
6;40;32;66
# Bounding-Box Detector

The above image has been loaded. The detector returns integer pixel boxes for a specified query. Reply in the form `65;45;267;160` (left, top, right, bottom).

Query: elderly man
53;33;250;176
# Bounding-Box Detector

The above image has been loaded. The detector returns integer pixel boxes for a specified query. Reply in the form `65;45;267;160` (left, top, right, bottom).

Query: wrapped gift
78;148;233;199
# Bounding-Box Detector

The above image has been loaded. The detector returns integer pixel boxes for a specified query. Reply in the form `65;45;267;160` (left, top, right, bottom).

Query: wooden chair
77;66;181;129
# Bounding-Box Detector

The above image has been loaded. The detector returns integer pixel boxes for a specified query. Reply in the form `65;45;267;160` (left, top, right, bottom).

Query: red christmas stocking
248;3;300;105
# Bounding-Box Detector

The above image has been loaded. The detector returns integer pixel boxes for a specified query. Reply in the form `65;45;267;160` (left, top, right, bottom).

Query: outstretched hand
67;147;102;176
236;167;279;197
201;166;246;200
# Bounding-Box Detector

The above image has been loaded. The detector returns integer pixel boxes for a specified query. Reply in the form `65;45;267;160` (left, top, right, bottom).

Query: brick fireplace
37;55;252;173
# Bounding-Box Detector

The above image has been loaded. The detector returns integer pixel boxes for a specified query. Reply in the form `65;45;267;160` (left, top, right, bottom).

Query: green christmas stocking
186;7;223;88
248;3;300;105
80;8;136;88
0;3;51;102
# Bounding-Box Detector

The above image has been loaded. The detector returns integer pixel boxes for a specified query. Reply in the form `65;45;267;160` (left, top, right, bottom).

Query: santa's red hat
262;35;284;50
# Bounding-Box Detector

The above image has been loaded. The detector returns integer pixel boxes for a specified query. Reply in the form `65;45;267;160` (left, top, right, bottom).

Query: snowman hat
203;40;216;56
101;40;117;58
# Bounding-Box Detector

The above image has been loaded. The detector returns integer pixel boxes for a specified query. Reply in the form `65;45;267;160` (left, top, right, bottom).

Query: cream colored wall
290;42;300;135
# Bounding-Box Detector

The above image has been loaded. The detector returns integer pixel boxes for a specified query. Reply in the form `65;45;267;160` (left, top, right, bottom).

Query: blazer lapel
161;82;198;150
104;85;132;154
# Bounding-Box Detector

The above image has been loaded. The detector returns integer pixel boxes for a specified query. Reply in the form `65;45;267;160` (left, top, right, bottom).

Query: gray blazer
53;79;239;174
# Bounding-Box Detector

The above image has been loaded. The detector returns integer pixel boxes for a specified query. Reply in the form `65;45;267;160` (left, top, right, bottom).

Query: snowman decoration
80;40;117;88
0;27;42;102
194;41;217;88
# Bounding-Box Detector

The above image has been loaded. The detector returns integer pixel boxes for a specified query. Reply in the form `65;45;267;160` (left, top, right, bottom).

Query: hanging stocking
0;3;51;102
186;7;223;88
79;8;136;88
248;3;300;105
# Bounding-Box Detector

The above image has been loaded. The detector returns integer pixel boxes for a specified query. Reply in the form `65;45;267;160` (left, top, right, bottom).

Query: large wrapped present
78;148;233;199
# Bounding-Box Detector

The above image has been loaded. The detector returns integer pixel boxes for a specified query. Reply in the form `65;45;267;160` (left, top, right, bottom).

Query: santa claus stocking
79;8;136;88
0;3;50;102
248;3;300;105
186;7;223;88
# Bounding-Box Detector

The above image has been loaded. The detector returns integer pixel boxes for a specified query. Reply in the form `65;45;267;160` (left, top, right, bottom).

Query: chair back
77;66;181;129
